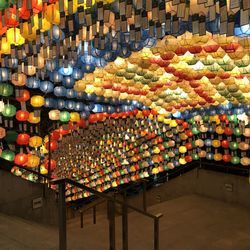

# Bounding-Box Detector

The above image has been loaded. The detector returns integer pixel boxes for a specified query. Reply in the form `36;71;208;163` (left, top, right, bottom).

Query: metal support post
58;181;67;250
154;217;160;250
122;192;128;250
80;210;83;228
142;181;147;212
107;200;116;250
93;206;96;224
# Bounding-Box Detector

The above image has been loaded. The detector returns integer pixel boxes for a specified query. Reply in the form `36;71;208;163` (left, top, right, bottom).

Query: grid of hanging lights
0;0;249;200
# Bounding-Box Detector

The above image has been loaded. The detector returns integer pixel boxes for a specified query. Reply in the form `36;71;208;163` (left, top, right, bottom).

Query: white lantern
49;110;60;120
0;101;5;112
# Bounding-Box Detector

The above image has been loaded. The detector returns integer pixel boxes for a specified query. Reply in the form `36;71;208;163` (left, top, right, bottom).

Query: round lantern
60;111;70;122
40;81;54;93
28;112;40;124
222;154;231;162
49;110;60;120
11;73;27;86
44;159;57;171
16;89;30;102
1;150;15;162
70;112;80;122
0;83;13;96
240;157;250;166
29;136;43;148
30;95;45;107
14;153;28;166
50;131;61;141
2;104;16;117
16;133;30;145
26;77;40;89
16;110;29;121
27;154;40;168
0;127;6;139
45;140;58;152
231;156;240;165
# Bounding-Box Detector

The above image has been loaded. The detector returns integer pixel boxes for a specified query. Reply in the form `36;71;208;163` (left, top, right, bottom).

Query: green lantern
0;83;13;97
2;104;16;117
191;153;199;160
59;111;70;122
1;150;15;162
0;0;8;10
233;127;242;136
229;141;239;150
163;153;169;161
231;156;240;165
203;115;209;122
192;126;200;135
5;130;18;143
228;114;237;123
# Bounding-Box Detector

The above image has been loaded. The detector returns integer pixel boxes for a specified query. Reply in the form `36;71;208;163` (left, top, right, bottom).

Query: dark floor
1;194;250;250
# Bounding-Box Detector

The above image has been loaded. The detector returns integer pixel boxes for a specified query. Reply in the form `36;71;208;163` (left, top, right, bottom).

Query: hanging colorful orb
16;110;29;122
27;154;40;168
2;104;16;117
14;153;28;166
59;111;71;122
1;150;15;162
29;136;43;148
30;95;45;107
16;133;30;145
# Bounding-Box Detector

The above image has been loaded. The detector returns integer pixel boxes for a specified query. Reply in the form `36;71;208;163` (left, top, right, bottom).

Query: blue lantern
50;71;63;83
54;86;66;97
62;76;75;88
57;99;65;109
40;81;54;93
66;100;76;110
26;77;40;89
66;89;77;99
72;68;83;80
75;102;85;111
59;66;73;76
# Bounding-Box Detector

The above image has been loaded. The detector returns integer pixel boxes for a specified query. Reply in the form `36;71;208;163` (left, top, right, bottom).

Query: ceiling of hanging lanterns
0;0;249;197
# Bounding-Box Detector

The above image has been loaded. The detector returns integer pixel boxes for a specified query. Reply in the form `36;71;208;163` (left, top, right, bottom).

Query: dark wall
0;170;59;226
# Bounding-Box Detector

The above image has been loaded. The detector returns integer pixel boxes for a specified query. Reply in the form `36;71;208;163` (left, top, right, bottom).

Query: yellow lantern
214;153;222;161
179;146;187;154
29;136;43;148
70;112;80;122
27;154;40;168
30;95;45;108
28;112;41;124
212;139;221;148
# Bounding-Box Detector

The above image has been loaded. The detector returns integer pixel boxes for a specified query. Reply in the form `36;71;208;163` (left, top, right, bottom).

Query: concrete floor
0;194;250;250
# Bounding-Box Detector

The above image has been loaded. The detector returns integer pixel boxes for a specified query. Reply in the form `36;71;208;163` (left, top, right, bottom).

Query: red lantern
14;153;28;166
45;140;58;152
89;114;98;123
224;127;233;136
188;46;202;54
185;155;193;163
222;154;231;162
50;131;60;141
221;140;230;148
185;130;193;137
182;122;189;129
16;133;30;145
32;0;43;13
77;119;86;127
16;110;29;121
59;126;69;136
16;89;30;102
175;47;188;55
45;159;57;171
160;52;175;60
185;142;193;150
19;0;31;20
